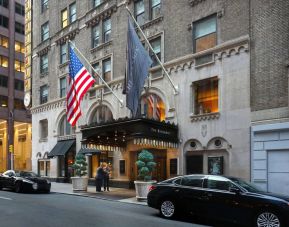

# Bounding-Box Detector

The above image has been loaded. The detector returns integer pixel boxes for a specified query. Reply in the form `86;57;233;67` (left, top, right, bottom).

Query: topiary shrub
72;154;88;177
136;149;156;181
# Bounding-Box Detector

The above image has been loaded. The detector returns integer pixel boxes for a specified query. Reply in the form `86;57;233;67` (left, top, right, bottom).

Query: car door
179;175;208;216
1;170;14;188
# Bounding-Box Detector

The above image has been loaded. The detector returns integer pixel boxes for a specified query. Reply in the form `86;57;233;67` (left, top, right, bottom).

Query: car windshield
230;178;263;193
18;171;39;177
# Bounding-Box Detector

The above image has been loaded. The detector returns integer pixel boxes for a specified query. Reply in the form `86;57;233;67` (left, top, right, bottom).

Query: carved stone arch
36;152;42;158
220;51;227;59
207;137;231;150
229;48;237;56
43;152;49;159
183;139;203;153
86;100;114;125
237;45;246;53
55;110;66;135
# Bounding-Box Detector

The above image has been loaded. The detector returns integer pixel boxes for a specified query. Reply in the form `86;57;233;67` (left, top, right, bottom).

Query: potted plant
134;149;157;201
71;154;88;192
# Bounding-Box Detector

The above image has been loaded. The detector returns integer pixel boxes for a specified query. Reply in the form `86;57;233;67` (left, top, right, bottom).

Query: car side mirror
229;186;241;194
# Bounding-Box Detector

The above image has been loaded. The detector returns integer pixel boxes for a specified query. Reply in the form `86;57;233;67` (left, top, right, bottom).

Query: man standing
95;163;104;192
103;164;111;191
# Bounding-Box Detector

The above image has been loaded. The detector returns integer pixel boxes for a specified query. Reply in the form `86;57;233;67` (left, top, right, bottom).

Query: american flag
67;47;95;126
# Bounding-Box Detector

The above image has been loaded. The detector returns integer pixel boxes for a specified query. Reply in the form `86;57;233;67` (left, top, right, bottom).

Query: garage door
268;150;289;195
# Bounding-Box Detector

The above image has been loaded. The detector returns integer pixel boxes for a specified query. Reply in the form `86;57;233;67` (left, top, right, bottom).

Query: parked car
0;170;51;193
147;175;289;227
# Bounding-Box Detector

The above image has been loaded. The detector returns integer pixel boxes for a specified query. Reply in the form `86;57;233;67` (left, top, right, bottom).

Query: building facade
30;0;251;187
0;0;32;172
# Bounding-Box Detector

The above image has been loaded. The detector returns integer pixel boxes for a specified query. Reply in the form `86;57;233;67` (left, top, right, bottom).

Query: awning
48;139;75;158
78;148;101;155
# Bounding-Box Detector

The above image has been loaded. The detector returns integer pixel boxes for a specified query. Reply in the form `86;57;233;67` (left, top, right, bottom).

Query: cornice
37;45;51;56
31;99;66;114
85;4;117;27
55;28;80;45
188;0;206;7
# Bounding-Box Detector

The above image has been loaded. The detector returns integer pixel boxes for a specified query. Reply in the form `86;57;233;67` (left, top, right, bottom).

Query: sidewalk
51;182;147;206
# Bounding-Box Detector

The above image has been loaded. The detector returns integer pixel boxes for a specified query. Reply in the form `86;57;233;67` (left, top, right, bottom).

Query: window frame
150;0;161;20
15;22;25;35
40;85;48;104
60;43;67;64
93;0;103;7
0;0;9;8
92;24;100;48
69;2;77;24
0;35;9;48
40;54;48;74
102;58;112;83
0;55;8;68
0;15;9;28
103;18;111;43
135;0;145;25
59;77;66;98
41;22;49;42
41;0;49;13
15;3;25;16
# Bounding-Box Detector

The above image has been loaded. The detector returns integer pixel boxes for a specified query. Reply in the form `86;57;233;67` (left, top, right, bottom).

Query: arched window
90;105;113;124
59;115;75;136
140;94;165;121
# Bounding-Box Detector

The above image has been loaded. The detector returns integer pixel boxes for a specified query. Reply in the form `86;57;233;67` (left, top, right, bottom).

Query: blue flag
126;19;152;117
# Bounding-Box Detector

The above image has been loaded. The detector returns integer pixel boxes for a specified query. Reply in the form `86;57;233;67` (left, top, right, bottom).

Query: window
150;0;161;20
40;85;48;104
135;0;145;25
59;115;75;136
41;0;49;13
15;22;25;35
93;0;103;7
15;3;25;16
15;79;24;91
40;54;48;74
92;24;100;48
0;0;8;8
0;35;8;48
0;15;8;28
0;95;8;107
61;9;68;28
103;58;111;82
15;41;25;53
150;37;161;67
38;160;50;177
39;119;48;139
181;176;204;187
193;77;218;115
14;98;25;110
60;43;67;64
193;15;217;53
119;160;125;174
0;55;8;68
41;22;49;41
60;77;66;98
0;75;8;87
15;60;25;72
207;176;232;191
103;18;111;43
170;159;178;175
140;94;165;121
69;3;76;23
90;105;113;124
92;62;100;85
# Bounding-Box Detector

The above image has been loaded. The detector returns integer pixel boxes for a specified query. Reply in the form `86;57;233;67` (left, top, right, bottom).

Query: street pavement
0;189;211;227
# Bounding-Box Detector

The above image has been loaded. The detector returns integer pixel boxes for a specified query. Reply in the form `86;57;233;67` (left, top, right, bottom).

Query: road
0;190;210;227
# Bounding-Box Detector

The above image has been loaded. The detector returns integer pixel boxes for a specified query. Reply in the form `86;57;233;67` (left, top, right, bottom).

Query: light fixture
1;103;7;107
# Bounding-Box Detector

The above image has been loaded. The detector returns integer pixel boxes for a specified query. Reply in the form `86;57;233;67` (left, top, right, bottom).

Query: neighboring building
30;0;251;187
250;0;289;195
0;0;32;172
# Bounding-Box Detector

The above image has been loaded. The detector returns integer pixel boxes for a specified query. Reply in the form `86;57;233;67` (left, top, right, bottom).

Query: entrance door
186;155;203;174
153;157;166;182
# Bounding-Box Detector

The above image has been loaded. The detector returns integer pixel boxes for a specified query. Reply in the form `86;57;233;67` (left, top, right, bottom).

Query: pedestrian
103;164;111;191
95;163;104;192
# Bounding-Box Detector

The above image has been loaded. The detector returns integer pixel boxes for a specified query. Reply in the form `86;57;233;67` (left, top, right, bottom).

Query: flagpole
68;40;124;107
125;4;179;95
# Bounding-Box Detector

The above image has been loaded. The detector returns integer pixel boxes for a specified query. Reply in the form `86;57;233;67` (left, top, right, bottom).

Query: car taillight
149;185;156;192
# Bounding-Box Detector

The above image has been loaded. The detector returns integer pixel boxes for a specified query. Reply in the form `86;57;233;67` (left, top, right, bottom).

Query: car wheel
255;211;283;227
15;182;22;193
159;200;176;219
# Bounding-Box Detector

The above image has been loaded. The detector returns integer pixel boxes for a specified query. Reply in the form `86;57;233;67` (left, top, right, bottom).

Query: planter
71;177;88;192
134;180;157;201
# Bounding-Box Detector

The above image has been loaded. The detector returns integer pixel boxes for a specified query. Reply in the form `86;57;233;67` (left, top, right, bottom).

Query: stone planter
71;177;88;192
134;180;157;201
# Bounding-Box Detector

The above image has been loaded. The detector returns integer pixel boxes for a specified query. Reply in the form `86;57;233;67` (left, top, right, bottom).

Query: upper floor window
61;9;68;28
193;77;218;115
92;62;100;85
93;0;103;7
103;18;111;43
60;77;66;98
103;58;111;82
15;3;25;16
140;93;165;121
0;15;9;28
0;95;8;107
15;22;25;35
40;85;48;104
69;2;76;23
60;43;67;64
15;60;25;72
92;24;100;48
40;54;48;74
39;119;48;139
149;37;161;67
150;0;161;20
0;55;8;68
41;0;49;13
14;79;24;91
59;115;75;136
135;0;145;25
193;15;217;53
0;0;8;8
15;41;25;53
0;35;8;48
41;22;49;41
0;75;8;88
90;105;113;124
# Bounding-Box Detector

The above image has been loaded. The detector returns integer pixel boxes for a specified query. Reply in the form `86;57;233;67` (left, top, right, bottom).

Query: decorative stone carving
37;45;51;56
190;112;220;122
55;28;80;45
86;4;117;27
188;0;206;7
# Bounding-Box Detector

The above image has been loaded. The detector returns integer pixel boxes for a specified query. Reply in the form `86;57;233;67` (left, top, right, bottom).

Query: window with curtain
61;9;68;28
15;41;25;53
14;60;25;72
0;55;8;68
0;35;8;48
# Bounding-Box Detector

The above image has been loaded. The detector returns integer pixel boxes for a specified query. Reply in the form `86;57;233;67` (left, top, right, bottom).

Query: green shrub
72;154;88;177
136;150;156;181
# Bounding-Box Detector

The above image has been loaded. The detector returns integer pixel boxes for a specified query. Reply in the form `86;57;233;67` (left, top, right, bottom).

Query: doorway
186;155;203;174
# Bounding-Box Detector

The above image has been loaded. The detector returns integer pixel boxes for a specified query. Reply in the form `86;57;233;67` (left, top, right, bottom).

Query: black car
0;170;51;193
147;175;289;227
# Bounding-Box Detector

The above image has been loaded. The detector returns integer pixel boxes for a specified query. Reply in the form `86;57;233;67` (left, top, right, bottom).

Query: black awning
48;139;75;158
78;148;101;155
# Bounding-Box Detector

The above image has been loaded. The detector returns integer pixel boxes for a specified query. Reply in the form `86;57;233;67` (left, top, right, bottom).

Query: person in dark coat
103;164;111;191
95;163;104;192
